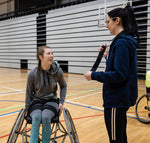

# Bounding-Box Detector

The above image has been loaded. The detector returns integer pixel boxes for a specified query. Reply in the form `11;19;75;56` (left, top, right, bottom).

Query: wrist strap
91;45;106;72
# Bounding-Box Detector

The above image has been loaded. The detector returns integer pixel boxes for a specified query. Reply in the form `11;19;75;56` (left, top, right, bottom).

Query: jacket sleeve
25;70;34;111
57;68;67;105
91;42;130;84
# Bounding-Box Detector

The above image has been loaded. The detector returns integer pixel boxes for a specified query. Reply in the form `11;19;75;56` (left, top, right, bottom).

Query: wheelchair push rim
7;108;25;143
63;108;80;143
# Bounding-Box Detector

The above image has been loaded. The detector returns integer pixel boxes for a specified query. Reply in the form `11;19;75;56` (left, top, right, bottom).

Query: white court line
0;88;25;94
68;80;96;86
0;89;25;94
127;113;136;118
68;91;102;100
0;86;21;91
0;90;25;97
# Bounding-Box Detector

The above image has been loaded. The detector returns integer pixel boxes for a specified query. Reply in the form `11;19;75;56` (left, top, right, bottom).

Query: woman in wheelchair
25;45;67;143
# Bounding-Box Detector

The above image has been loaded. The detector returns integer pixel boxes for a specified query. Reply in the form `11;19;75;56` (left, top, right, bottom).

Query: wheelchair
135;93;150;124
7;108;80;143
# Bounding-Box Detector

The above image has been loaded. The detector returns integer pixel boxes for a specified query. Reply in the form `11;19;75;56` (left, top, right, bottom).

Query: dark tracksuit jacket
91;32;139;108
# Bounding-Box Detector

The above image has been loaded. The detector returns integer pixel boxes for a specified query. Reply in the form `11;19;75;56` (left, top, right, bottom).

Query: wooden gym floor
0;67;150;143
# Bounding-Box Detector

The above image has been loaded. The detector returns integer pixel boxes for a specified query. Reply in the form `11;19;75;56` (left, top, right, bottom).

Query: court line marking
65;100;137;119
0;99;104;117
0;79;26;83
0;89;136;119
0;86;20;91
0;98;138;140
0;88;136;119
0;110;19;117
66;100;104;111
0;90;25;94
67;80;97;86
0;114;104;139
0;100;137;119
0;89;101;111
68;91;102;100
0;90;25;97
0;88;101;111
0;105;24;111
66;88;101;97
0;87;101;97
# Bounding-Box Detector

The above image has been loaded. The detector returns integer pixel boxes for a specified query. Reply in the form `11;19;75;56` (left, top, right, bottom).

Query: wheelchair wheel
7;108;26;143
135;93;150;124
63;108;80;143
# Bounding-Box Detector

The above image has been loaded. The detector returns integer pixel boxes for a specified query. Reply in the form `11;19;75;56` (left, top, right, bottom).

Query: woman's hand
59;103;63;116
84;71;92;81
99;44;109;58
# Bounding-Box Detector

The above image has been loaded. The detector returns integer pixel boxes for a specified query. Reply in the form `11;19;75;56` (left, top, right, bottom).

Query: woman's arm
57;68;67;115
25;70;35;111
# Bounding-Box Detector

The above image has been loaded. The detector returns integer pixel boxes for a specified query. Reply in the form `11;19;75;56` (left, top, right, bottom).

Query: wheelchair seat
7;108;80;143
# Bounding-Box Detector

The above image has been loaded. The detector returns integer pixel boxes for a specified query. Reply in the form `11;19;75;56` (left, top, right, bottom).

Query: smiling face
39;47;54;70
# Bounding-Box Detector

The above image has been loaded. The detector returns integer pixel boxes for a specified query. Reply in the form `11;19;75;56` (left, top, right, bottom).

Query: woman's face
40;48;54;67
105;16;118;35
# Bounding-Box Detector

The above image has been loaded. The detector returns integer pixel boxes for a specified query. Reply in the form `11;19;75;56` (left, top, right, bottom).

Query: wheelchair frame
7;108;80;143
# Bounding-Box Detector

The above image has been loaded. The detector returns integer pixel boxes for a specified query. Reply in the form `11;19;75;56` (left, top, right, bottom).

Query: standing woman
84;5;139;143
25;46;67;143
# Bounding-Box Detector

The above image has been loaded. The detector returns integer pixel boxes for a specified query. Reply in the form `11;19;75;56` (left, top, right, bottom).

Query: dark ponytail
108;5;140;42
124;5;139;42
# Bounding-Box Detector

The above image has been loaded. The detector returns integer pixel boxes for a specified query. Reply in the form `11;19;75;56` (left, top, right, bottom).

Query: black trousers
104;107;129;143
146;87;150;93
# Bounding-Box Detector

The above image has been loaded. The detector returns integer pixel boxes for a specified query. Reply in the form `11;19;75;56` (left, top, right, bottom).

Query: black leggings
104;108;129;143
